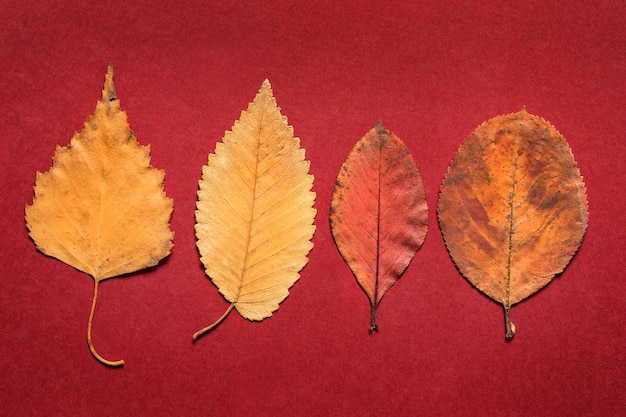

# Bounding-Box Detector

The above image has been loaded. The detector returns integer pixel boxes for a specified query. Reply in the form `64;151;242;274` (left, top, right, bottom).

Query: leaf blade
24;64;174;365
195;80;316;329
330;122;429;330
438;109;588;338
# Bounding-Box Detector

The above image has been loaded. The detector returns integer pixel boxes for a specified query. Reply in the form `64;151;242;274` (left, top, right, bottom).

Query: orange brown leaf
438;109;588;339
25;64;174;366
330;122;428;331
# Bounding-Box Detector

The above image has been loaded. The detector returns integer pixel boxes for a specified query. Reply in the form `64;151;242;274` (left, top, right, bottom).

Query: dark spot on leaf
468;229;496;258
527;159;547;178
527;183;544;206
465;197;489;223
538;190;562;210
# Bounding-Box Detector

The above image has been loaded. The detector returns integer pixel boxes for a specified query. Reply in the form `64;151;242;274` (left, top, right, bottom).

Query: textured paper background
1;1;624;416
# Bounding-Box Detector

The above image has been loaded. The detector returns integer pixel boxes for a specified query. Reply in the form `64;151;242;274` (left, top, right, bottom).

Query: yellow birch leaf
194;80;316;340
25;64;174;366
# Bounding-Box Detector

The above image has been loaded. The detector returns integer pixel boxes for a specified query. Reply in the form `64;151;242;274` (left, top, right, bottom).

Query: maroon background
1;1;624;416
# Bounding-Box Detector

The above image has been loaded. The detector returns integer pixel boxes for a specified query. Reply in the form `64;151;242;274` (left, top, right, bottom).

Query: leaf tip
517;106;529;118
102;63;117;103
261;78;272;92
255;79;275;104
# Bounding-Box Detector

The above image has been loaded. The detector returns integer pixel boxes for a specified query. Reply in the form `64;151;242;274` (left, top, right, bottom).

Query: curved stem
193;303;236;341
87;279;124;367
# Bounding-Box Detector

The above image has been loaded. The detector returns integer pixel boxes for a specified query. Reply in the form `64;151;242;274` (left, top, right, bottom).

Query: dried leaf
330;122;428;331
438;109;588;339
194;80;316;339
25;64;174;366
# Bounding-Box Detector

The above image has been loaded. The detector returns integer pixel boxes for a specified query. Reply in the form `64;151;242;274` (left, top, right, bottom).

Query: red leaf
330;122;428;331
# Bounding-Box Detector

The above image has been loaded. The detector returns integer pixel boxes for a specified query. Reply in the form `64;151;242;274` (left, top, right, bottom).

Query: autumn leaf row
25;65;588;367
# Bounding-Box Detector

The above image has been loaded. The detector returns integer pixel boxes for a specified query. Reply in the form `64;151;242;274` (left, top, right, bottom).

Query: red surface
1;1;624;416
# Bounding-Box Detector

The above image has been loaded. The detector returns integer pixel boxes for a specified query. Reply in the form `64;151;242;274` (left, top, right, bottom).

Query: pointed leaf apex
259;79;273;96
102;63;117;103
375;120;385;134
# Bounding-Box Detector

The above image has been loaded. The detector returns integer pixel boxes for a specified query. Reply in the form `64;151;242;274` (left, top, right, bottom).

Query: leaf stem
193;303;236;341
370;303;378;332
87;279;124;367
504;305;515;340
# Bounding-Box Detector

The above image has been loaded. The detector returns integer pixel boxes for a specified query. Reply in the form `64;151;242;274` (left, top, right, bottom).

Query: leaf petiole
504;305;515;340
370;303;378;332
193;302;235;341
87;279;124;367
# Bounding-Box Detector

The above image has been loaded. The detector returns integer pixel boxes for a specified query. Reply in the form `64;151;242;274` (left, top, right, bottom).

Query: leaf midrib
374;135;382;308
505;152;520;312
235;107;264;302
